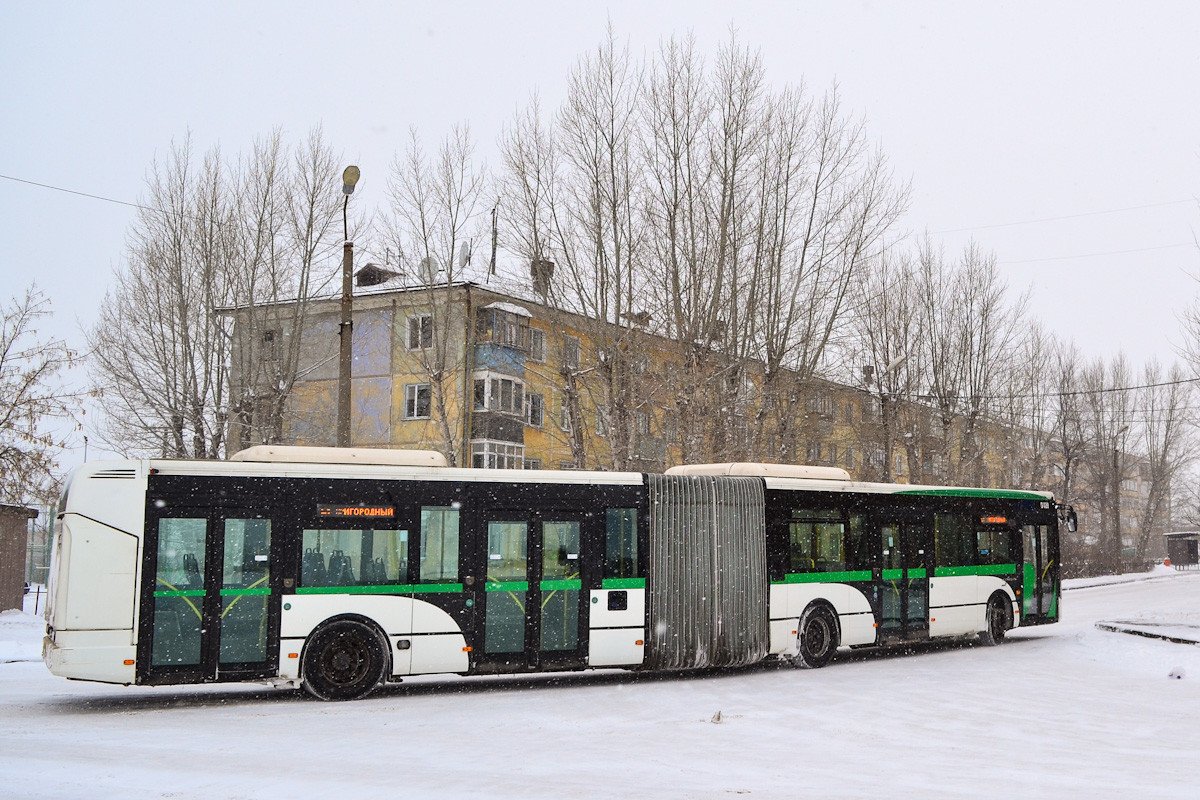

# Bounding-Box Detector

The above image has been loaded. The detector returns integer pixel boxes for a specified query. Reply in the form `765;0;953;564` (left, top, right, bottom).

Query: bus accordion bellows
43;446;1064;700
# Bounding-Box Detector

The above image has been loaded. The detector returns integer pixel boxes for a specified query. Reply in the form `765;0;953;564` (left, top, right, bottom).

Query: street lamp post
1112;423;1129;570
337;165;361;448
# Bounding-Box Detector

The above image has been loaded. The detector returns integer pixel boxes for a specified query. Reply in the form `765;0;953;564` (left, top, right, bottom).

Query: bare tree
386;126;487;465
850;250;926;481
91;130;348;459
0;288;75;502
227;127;345;450
1132;361;1194;561
91;138;234;458
1078;354;1134;573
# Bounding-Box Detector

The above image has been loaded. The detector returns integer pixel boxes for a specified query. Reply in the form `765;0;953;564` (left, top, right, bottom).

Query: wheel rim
805;614;831;657
989;602;1005;639
319;629;372;688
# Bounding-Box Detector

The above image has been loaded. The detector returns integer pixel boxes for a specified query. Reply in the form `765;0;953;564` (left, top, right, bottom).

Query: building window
525;393;544;427
844;446;855;470
562;335;580;370
472;372;525;416
828;443;838;464
471;439;525;469
407;314;433;350
524;458;543;470
261;329;282;364
595;405;609;437
404;383;431;419
476;307;530;351
806;395;834;416
635;409;651;436
529;329;546;362
806;442;822;463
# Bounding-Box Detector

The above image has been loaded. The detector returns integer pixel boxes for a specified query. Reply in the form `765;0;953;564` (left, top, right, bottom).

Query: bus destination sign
318;504;396;519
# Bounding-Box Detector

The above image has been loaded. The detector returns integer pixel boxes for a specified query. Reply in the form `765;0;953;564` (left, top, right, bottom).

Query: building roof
1162;530;1200;540
0;503;38;519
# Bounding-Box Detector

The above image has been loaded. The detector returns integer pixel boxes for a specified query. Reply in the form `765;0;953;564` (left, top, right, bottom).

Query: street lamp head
342;165;361;196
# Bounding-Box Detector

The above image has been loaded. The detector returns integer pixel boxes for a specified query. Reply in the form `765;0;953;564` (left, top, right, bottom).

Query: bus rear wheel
302;619;389;701
978;595;1011;646
792;606;838;669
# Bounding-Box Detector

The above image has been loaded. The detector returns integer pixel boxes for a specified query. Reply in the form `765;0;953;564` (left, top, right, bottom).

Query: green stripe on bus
894;488;1048;501
153;589;205;598
933;564;1017;577
219;587;271;597
539;579;581;591
775;570;872;584
485;581;529;592
601;577;646;589
295;583;463;595
882;569;902;581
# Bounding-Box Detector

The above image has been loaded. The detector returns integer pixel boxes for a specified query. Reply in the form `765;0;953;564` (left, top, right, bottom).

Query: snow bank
1064;564;1178;590
0;609;42;663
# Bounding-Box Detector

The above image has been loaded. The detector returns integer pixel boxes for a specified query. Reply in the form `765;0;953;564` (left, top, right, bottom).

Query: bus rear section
43;461;147;684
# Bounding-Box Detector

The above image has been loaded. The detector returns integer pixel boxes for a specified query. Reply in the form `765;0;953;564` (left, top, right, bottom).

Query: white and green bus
43;446;1065;700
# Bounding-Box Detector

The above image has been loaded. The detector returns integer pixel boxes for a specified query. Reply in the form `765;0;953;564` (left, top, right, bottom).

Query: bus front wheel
301;619;389;701
978;595;1011;647
791;605;839;669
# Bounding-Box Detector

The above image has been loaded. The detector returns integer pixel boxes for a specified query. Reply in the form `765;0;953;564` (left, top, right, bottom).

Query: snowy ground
3;574;1199;799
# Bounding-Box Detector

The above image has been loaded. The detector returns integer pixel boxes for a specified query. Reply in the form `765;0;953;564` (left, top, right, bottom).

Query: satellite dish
458;241;472;268
418;256;441;284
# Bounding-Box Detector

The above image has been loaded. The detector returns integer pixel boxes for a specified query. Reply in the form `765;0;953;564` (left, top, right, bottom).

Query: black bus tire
978;594;1011;647
792;605;839;669
301;618;390;701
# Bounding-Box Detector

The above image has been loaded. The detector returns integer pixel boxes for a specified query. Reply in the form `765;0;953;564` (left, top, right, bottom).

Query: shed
1162;531;1199;569
0;503;38;611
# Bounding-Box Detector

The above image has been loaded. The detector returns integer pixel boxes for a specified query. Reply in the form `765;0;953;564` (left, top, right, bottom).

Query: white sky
2;1;1199;467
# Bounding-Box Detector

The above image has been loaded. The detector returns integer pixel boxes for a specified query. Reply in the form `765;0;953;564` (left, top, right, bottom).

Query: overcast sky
3;1;1199;467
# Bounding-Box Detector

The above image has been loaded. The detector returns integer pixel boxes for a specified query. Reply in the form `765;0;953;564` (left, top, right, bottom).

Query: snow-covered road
3;574;1199;799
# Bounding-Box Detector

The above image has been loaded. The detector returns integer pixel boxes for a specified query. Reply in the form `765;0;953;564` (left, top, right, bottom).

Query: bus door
874;510;933;641
140;507;278;684
1021;522;1058;622
472;509;599;671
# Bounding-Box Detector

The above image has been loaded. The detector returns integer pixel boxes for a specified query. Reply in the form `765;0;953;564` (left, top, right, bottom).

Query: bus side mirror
1061;507;1078;533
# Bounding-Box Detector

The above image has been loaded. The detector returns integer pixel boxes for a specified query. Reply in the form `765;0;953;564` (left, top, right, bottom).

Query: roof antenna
488;199;499;281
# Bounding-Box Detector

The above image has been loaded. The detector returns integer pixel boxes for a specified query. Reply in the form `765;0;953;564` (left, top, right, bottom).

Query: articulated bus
44;446;1065;700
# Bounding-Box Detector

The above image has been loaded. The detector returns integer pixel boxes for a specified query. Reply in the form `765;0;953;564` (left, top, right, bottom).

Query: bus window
151;517;207;667
300;528;409;586
605;508;638;578
789;510;844;572
420;506;461;582
976;527;1012;564
935;514;975;568
846;514;873;570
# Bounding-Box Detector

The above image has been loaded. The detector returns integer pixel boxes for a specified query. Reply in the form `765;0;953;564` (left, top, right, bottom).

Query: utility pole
337;165;361;448
1112;424;1129;571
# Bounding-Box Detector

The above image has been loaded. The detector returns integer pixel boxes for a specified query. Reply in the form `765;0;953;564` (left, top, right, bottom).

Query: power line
1;171;350;260
933;198;1198;235
998;242;1196;265
1;172;159;214
877;374;1200;404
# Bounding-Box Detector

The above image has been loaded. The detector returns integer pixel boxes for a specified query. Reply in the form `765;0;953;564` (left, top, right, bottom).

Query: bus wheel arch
300;615;391;701
978;592;1012;647
791;601;840;669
